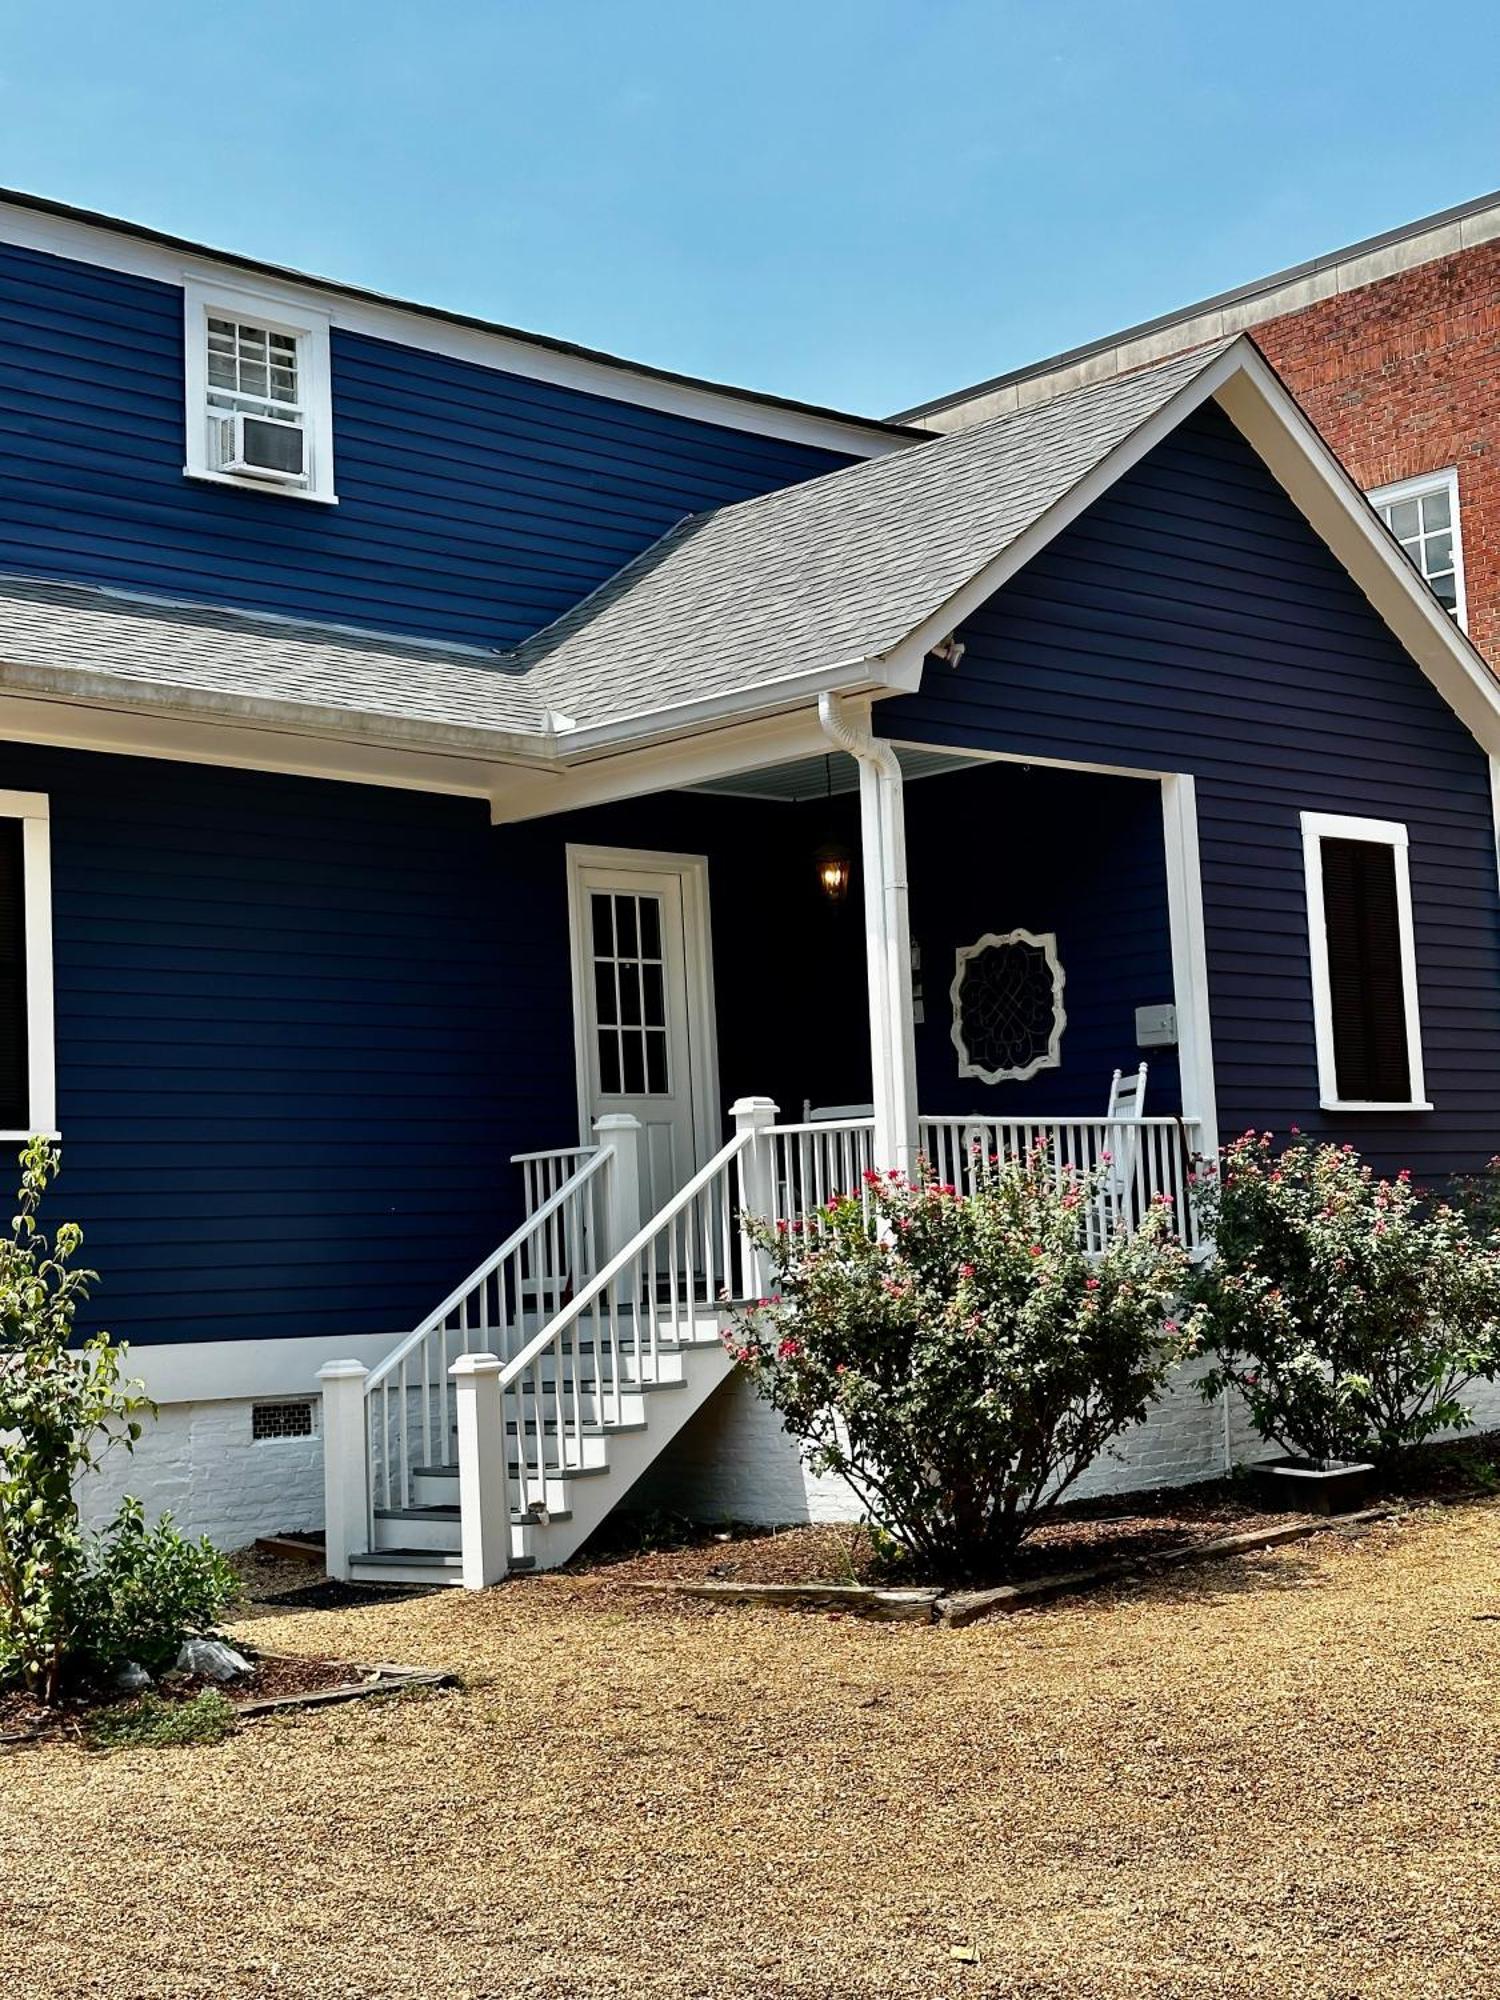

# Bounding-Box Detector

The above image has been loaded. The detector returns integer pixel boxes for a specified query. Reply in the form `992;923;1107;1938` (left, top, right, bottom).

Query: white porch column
318;1358;370;1583
594;1111;644;1256
818;695;919;1179
732;1095;780;1297
451;1352;510;1589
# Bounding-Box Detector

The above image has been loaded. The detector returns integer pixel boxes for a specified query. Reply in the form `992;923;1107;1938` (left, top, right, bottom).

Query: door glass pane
599;1033;622;1095
590;888;672;1096
618;961;642;1027
622;1032;646;1095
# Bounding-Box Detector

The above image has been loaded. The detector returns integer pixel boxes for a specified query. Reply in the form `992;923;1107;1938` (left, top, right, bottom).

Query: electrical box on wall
1135;1003;1178;1049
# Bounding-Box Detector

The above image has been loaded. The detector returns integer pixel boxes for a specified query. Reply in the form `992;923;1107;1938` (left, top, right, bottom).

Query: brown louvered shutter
1320;836;1410;1103
0;822;28;1130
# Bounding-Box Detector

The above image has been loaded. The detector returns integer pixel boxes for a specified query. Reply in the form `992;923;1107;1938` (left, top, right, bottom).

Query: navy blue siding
882;402;1500;1177
0;239;852;646
905;764;1179;1118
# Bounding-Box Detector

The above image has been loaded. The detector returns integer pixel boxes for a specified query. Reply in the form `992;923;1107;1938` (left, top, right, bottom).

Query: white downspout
817;693;919;1178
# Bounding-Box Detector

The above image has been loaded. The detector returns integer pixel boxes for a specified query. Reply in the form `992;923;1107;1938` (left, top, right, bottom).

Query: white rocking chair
1098;1062;1148;1240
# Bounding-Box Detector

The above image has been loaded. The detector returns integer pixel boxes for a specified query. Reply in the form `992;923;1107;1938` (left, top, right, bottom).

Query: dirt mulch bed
0;1648;368;1747
571;1490;1307;1594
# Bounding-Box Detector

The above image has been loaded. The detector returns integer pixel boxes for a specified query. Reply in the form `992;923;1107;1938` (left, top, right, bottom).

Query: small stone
950;1946;978;1964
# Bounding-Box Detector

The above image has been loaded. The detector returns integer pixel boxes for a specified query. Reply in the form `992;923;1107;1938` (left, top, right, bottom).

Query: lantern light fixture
815;844;852;902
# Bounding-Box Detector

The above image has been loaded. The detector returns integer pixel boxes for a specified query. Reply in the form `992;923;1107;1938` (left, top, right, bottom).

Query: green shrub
726;1151;1199;1578
72;1499;240;1678
0;1140;237;1700
1194;1131;1500;1465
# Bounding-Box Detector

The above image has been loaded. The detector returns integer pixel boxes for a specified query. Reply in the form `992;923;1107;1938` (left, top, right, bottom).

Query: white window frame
1367;467;1466;628
0;792;56;1141
1301;811;1428;1113
182;277;337;504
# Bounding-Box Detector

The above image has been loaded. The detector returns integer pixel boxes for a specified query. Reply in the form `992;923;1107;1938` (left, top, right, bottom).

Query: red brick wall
1250;242;1500;665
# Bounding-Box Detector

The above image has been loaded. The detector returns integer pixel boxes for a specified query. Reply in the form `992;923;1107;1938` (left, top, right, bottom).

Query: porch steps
345;1310;734;1586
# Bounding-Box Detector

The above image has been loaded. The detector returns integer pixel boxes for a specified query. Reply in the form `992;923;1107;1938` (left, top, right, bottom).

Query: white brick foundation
77;1397;324;1551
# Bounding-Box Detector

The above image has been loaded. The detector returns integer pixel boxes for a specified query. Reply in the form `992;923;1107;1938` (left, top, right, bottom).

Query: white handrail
364;1144;614;1521
367;1146;612;1396
498;1130;748;1391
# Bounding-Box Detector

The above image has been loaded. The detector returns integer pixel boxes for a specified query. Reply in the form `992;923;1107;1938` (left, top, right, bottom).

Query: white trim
121;1330;404;1405
0;789;59;1137
1367;466;1467;628
564;845;721;1173
0;198;907;462
1160;774;1219;1157
1300;811;1429;1112
950;928;1066;1084
183;278;336;503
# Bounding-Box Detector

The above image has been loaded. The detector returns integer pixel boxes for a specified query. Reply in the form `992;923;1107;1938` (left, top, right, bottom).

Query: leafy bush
71;1499;240;1678
1194;1131;1500;1466
0;1140;237;1700
726;1152;1198;1579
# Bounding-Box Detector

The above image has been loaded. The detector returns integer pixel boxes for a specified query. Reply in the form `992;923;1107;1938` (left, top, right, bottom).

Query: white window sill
1318;1100;1433;1114
183;468;339;506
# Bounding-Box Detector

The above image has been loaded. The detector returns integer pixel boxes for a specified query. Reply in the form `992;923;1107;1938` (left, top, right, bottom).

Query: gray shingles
0;344;1231;750
0;577;548;740
514;342;1233;728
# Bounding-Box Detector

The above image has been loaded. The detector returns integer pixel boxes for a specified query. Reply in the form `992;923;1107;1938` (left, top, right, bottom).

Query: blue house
3;190;1500;1580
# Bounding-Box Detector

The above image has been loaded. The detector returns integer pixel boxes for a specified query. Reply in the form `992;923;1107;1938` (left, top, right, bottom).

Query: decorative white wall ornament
950;929;1066;1084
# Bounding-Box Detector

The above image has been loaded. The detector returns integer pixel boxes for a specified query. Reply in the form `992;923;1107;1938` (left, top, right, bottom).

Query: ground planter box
1250;1458;1375;1514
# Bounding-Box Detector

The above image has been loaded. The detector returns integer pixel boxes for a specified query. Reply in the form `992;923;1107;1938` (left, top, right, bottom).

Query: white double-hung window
1301;812;1428;1113
1368;468;1465;625
183;279;336;502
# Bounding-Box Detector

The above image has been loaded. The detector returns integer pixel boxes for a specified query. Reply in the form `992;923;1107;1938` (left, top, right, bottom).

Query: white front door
568;848;718;1224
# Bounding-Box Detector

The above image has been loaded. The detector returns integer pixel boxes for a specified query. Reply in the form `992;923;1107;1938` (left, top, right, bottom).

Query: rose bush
725;1148;1199;1578
1193;1130;1500;1466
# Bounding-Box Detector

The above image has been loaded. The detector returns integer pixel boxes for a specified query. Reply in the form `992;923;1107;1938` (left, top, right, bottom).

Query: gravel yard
4;1501;1500;1999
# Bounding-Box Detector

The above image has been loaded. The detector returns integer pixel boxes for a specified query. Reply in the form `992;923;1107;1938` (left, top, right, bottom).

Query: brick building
898;191;1500;667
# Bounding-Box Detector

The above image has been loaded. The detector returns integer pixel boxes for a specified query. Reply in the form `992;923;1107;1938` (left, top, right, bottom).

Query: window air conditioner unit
210;411;306;484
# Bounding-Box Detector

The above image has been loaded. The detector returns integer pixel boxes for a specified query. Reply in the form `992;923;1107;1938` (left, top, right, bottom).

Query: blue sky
3;1;1498;417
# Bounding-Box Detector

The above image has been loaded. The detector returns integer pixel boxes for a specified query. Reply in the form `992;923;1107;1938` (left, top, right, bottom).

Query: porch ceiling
683;743;983;802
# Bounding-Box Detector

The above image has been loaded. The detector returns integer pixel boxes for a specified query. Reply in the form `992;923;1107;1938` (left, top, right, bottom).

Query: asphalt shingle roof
0;344;1232;751
516;341;1232;729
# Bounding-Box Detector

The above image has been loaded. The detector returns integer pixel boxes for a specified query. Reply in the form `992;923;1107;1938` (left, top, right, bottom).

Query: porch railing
363;1144;612;1522
918;1114;1202;1251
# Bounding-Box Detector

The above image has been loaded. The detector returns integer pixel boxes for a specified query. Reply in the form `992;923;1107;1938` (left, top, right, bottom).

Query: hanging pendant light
814;755;851;901
815;843;852;902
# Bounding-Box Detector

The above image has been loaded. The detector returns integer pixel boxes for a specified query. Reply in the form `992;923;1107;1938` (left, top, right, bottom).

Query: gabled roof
5;336;1500;792
515;343;1232;733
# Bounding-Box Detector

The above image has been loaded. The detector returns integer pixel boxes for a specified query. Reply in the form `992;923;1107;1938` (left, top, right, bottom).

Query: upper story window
182;279;336;503
1367;468;1464;625
1301;811;1428;1113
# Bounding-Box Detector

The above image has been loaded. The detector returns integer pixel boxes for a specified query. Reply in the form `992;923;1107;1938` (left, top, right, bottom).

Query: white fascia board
0;653;555;766
0;199;909;462
1213;350;1500;758
884;340;1500;767
491;706;843;823
0;687;529;805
